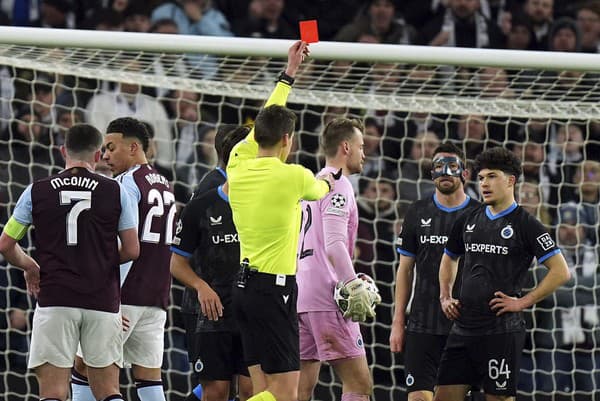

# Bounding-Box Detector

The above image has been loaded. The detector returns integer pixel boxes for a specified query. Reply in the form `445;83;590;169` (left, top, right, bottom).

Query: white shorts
29;306;123;369
121;304;166;368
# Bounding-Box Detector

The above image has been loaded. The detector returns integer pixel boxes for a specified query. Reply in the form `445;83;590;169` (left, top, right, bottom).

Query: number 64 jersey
117;164;176;310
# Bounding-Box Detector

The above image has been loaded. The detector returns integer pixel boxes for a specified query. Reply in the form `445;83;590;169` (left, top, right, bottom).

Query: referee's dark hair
433;141;465;163
254;105;297;148
473;147;522;180
321;118;364;158
106;117;150;153
221;125;251;166
65;124;103;155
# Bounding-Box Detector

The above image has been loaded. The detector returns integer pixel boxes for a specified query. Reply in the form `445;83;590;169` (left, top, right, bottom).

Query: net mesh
0;40;599;401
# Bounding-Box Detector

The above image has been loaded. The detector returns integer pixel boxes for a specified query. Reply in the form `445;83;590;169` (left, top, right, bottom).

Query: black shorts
233;272;299;374
437;331;526;396
403;332;448;392
183;314;249;380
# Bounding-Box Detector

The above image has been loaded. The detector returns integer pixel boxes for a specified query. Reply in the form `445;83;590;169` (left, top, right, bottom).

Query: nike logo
282;295;289;304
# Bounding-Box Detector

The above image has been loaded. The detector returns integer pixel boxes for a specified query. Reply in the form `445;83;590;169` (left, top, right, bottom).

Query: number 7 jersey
296;167;358;313
117;164;176;310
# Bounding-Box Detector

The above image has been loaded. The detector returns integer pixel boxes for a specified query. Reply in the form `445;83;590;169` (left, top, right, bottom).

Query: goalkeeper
227;41;337;401
296;117;380;401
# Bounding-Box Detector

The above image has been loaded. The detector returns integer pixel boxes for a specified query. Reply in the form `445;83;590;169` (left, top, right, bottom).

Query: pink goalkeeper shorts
299;310;366;361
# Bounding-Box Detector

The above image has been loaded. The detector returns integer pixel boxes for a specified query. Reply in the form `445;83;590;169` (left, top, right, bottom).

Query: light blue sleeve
12;185;33;226
151;4;192;34
192;9;233;37
118;182;138;231
119;173;142;204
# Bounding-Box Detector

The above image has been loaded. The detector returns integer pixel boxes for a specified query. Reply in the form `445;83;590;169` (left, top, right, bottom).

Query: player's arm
490;253;570;315
390;254;415;353
300;166;334;201
0;186;40;296
117;182;140;262
439;214;466;320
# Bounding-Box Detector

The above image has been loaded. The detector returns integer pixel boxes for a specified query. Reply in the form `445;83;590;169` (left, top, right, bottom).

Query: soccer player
434;147;570;401
389;142;479;401
170;126;253;401
226;41;338;401
296;118;376;401
0;123;139;401
72;117;175;401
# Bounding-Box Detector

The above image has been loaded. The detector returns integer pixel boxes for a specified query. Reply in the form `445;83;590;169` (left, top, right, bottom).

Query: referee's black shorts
233;271;299;374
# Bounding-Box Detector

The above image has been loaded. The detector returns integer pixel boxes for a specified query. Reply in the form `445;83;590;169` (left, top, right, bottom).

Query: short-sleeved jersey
119;164;175;310
228;157;329;275
297;168;358;313
171;186;240;331
12;167;136;313
445;202;561;335
397;194;479;335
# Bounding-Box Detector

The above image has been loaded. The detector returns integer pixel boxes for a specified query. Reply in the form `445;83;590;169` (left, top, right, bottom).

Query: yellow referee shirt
227;81;329;275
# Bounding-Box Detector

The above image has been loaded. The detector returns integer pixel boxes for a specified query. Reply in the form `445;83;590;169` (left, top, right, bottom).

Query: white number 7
60;190;92;246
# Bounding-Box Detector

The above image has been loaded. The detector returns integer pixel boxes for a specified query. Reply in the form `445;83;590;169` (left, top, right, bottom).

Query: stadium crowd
1;0;600;399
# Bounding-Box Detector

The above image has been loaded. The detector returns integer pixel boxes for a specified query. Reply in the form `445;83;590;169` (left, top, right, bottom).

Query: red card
299;20;319;43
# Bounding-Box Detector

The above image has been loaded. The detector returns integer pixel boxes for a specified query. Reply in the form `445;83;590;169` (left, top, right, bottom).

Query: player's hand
389;321;405;353
316;169;340;192
489;291;525;316
122;315;130;332
440;296;461;320
197;281;223;321
24;265;40;297
285;40;310;78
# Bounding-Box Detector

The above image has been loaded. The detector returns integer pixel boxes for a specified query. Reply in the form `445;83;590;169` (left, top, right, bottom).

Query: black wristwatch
277;71;295;86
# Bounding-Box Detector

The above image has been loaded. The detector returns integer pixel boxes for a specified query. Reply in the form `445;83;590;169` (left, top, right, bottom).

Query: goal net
1;27;599;401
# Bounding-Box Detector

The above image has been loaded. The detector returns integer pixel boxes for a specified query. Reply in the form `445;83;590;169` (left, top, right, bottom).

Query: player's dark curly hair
106;117;150;152
473;147;522;179
221;125;251;166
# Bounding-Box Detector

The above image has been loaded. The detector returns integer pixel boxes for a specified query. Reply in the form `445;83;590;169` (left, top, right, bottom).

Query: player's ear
60;145;67;160
93;149;102;163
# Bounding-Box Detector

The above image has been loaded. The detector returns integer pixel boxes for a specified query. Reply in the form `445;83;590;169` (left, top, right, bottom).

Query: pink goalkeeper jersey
296;167;359;313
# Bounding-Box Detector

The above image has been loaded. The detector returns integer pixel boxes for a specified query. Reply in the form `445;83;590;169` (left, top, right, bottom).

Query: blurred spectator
148;19;189;97
512;140;552;203
477;67;515;97
506;13;537;50
546;124;585;204
335;0;418;44
576;2;600;52
420;0;504;48
518;180;552;225
233;0;295;39
572;160;600;244
123;2;152;32
523;0;553;49
397;130;439;201
81;7;125;30
286;0;363;41
151;0;232;36
452;114;489;162
547;17;581;52
362;118;385;177
33;0;76;28
84;59;171;168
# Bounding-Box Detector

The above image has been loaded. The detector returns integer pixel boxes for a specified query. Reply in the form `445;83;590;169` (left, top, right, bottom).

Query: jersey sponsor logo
209;216;222;226
465;242;509;255
536;233;555;251
211;233;239;244
406;373;415;386
420;235;448;244
331;193;346;208
500;225;514;239
466;223;476;232
420;218;432;227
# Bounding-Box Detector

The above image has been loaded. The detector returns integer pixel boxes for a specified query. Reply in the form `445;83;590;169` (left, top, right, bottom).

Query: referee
227;41;337;401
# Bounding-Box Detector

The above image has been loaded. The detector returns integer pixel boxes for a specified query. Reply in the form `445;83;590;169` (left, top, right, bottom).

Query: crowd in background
1;0;600;399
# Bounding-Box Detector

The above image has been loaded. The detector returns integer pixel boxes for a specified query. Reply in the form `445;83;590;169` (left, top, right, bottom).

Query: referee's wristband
277;71;295;86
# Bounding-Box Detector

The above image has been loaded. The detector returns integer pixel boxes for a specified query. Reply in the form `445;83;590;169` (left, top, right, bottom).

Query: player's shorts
28;306;123;369
121;304;166;368
299;310;365;362
183;314;249;380
403;332;448;392
437;331;526;396
233;272;299;374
